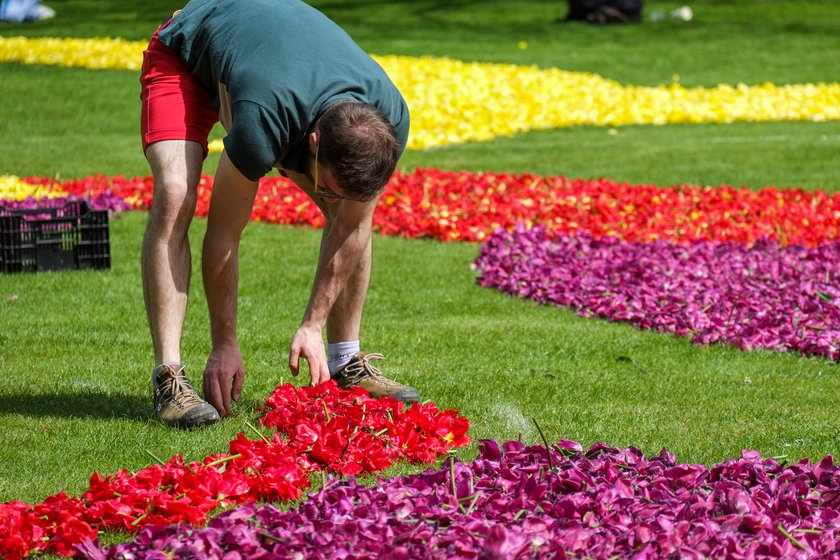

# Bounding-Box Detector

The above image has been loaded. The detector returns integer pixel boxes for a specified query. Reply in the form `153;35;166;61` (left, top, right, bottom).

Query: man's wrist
210;334;239;351
298;320;324;335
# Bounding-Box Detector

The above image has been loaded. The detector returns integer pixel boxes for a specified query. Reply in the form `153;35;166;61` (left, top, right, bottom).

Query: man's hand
289;324;331;386
203;344;245;417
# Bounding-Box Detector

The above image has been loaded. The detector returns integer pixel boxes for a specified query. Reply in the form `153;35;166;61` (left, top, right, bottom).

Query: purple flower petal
474;226;840;360
79;440;840;559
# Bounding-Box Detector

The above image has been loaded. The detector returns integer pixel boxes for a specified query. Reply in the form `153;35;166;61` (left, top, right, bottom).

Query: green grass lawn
1;0;839;511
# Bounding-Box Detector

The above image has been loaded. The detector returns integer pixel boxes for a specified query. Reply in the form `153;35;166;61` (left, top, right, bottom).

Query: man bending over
140;0;418;428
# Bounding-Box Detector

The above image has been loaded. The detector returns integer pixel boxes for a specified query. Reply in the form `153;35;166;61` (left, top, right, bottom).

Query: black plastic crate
0;200;111;273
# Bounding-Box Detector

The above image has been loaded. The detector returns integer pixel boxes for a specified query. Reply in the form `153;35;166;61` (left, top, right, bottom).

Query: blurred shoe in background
0;0;56;22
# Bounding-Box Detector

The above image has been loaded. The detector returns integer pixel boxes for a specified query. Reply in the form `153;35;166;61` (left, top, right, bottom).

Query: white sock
328;341;360;375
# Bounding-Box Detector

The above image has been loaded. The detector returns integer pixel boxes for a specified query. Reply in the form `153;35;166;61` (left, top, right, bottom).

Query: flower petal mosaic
3;26;840;560
7;166;839;557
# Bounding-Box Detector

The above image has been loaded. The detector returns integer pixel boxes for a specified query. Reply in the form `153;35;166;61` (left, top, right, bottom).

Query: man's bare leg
320;215;420;403
325;233;370;343
142;140;202;363
142;140;220;427
281;166;419;402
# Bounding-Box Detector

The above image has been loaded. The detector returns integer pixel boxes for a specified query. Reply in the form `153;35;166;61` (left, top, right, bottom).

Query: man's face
307;148;355;204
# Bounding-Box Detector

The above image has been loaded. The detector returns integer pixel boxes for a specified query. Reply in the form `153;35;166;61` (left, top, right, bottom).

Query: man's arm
282;169;378;386
201;151;259;416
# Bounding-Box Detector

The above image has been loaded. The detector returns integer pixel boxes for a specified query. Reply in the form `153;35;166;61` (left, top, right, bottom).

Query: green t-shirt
158;0;410;181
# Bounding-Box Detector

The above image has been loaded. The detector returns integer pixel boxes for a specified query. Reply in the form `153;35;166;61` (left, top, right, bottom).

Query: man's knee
152;177;199;213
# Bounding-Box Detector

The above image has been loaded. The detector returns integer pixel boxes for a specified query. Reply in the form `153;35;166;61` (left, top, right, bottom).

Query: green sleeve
223;101;289;182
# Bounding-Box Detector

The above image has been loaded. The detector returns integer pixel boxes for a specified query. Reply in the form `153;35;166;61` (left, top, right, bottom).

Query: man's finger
204;375;222;416
289;347;300;376
309;360;327;387
319;363;331;385
232;369;245;402
220;384;231;417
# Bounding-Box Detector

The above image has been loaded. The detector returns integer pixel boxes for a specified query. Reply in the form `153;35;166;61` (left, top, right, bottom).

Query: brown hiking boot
153;363;220;428
332;352;420;403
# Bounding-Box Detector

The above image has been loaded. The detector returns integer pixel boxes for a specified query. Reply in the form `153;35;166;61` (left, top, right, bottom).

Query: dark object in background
566;0;644;23
0;201;111;273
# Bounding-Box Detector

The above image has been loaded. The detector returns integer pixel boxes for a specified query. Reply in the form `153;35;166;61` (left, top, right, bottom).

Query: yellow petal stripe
2;36;838;150
0;35;144;70
0;175;66;200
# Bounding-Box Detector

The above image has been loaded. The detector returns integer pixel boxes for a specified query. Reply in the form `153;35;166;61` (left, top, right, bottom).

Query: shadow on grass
0;390;150;421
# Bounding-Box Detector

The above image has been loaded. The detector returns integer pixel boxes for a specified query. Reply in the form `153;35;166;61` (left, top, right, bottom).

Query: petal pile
0;382;470;560
0;36;143;70
3;170;839;246
2;36;838;149
77;439;840;560
379;56;840;149
474;227;840;360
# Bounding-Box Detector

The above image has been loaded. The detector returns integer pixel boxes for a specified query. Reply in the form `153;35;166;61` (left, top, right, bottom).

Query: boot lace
340;353;400;389
155;365;204;409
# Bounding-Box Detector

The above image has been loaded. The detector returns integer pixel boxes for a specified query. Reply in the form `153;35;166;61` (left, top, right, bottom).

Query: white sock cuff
328;341;360;374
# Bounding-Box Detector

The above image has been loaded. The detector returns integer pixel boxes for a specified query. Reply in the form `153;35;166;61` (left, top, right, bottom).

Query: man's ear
308;131;319;151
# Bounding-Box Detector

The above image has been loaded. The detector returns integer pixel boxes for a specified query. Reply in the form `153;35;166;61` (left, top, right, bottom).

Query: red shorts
139;23;218;155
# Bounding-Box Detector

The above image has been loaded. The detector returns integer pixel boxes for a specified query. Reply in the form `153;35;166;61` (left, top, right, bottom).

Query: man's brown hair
316;101;400;202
